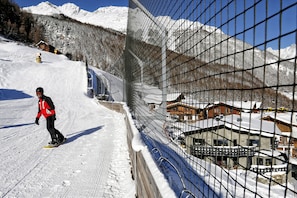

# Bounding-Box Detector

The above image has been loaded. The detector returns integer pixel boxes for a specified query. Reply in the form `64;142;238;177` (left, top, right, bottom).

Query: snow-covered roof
35;40;48;46
208;101;262;112
180;114;281;137
143;92;184;104
167;101;208;110
262;112;297;138
181;98;209;109
167;93;184;102
263;111;297;126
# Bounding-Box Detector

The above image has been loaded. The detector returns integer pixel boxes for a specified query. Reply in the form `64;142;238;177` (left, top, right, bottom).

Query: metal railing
191;145;255;157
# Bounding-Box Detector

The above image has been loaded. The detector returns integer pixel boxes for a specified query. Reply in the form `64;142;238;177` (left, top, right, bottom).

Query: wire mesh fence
124;0;297;197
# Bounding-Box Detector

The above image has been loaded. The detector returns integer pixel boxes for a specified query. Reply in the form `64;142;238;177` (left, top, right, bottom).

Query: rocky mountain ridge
23;2;128;33
25;3;296;94
23;2;296;108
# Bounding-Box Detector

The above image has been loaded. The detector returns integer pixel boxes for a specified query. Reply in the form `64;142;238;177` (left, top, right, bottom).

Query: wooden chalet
206;101;261;119
262;112;297;158
167;101;208;121
36;40;60;54
143;92;185;112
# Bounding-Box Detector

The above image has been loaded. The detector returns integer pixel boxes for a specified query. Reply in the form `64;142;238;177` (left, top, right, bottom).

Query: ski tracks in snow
0;41;134;197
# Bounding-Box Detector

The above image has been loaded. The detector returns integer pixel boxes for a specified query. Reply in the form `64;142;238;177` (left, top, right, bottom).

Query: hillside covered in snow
23;2;296;98
0;36;135;197
23;2;128;33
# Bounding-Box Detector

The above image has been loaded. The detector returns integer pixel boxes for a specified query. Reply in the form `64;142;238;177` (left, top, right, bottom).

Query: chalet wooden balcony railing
190;145;255;157
250;164;288;174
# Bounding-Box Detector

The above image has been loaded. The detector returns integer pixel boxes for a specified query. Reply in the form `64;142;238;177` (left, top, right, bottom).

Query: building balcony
250;164;288;174
190;145;255;157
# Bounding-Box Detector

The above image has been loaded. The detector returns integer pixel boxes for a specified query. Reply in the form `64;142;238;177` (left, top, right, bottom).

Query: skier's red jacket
36;95;56;119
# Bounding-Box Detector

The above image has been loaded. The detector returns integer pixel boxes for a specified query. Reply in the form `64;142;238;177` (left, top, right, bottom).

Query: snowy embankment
0;37;134;197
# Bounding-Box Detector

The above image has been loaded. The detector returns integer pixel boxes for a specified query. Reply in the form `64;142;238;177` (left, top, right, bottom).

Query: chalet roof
181;114;281;138
181;99;209;109
167;101;208;110
143;92;184;104
263;112;297;126
167;93;184;102
36;40;48;46
167;102;197;109
208;101;262;112
262;112;297;138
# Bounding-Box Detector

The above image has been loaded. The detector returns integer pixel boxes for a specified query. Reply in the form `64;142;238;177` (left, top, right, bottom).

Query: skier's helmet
36;87;44;94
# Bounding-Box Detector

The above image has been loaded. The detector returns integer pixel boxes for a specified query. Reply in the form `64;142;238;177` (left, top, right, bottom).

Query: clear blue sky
140;0;296;49
13;0;129;11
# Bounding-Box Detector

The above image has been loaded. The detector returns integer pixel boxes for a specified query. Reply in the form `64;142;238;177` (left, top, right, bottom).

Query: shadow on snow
0;122;35;129
141;132;222;198
65;125;104;144
0;89;32;100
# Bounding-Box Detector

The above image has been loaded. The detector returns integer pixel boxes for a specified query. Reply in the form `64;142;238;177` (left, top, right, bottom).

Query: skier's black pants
46;115;64;142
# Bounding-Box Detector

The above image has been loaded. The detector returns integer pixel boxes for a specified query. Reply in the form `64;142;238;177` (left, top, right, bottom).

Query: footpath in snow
0;37;135;197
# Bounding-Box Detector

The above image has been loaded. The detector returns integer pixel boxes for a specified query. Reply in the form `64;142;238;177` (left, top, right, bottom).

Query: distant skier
36;52;42;63
35;87;65;146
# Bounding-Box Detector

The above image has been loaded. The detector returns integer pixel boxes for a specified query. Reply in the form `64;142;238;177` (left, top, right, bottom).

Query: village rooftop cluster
141;91;297;185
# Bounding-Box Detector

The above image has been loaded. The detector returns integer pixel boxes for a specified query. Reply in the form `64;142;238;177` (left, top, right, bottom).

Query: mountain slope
23;2;128;33
32;14;125;73
267;44;296;62
22;2;296;106
0;37;134;197
24;2;296;94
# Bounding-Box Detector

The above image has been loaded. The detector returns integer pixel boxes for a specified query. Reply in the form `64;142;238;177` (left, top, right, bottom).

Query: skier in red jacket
35;87;65;146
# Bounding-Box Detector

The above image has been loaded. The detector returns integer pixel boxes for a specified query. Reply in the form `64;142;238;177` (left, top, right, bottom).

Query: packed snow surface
0;37;135;197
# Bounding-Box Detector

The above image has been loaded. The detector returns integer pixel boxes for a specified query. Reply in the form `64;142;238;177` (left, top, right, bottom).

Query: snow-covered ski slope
0;37;135;197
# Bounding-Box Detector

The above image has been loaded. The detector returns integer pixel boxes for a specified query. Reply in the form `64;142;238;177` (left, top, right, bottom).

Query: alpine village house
144;93;296;183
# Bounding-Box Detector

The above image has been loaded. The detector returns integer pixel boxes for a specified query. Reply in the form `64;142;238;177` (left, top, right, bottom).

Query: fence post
161;27;167;122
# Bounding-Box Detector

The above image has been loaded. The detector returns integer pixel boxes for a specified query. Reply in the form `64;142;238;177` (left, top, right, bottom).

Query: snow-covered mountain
125;6;296;95
267;44;296;62
23;2;128;33
22;1;296;96
23;1;296;60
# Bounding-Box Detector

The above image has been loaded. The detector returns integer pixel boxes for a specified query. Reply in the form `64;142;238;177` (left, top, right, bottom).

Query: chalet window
233;139;237;146
187;115;192;121
214;139;228;146
193;138;205;145
265;158;272;166
225;108;231;114
279;136;284;144
257;158;264;165
248;139;260;147
214;108;220;114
